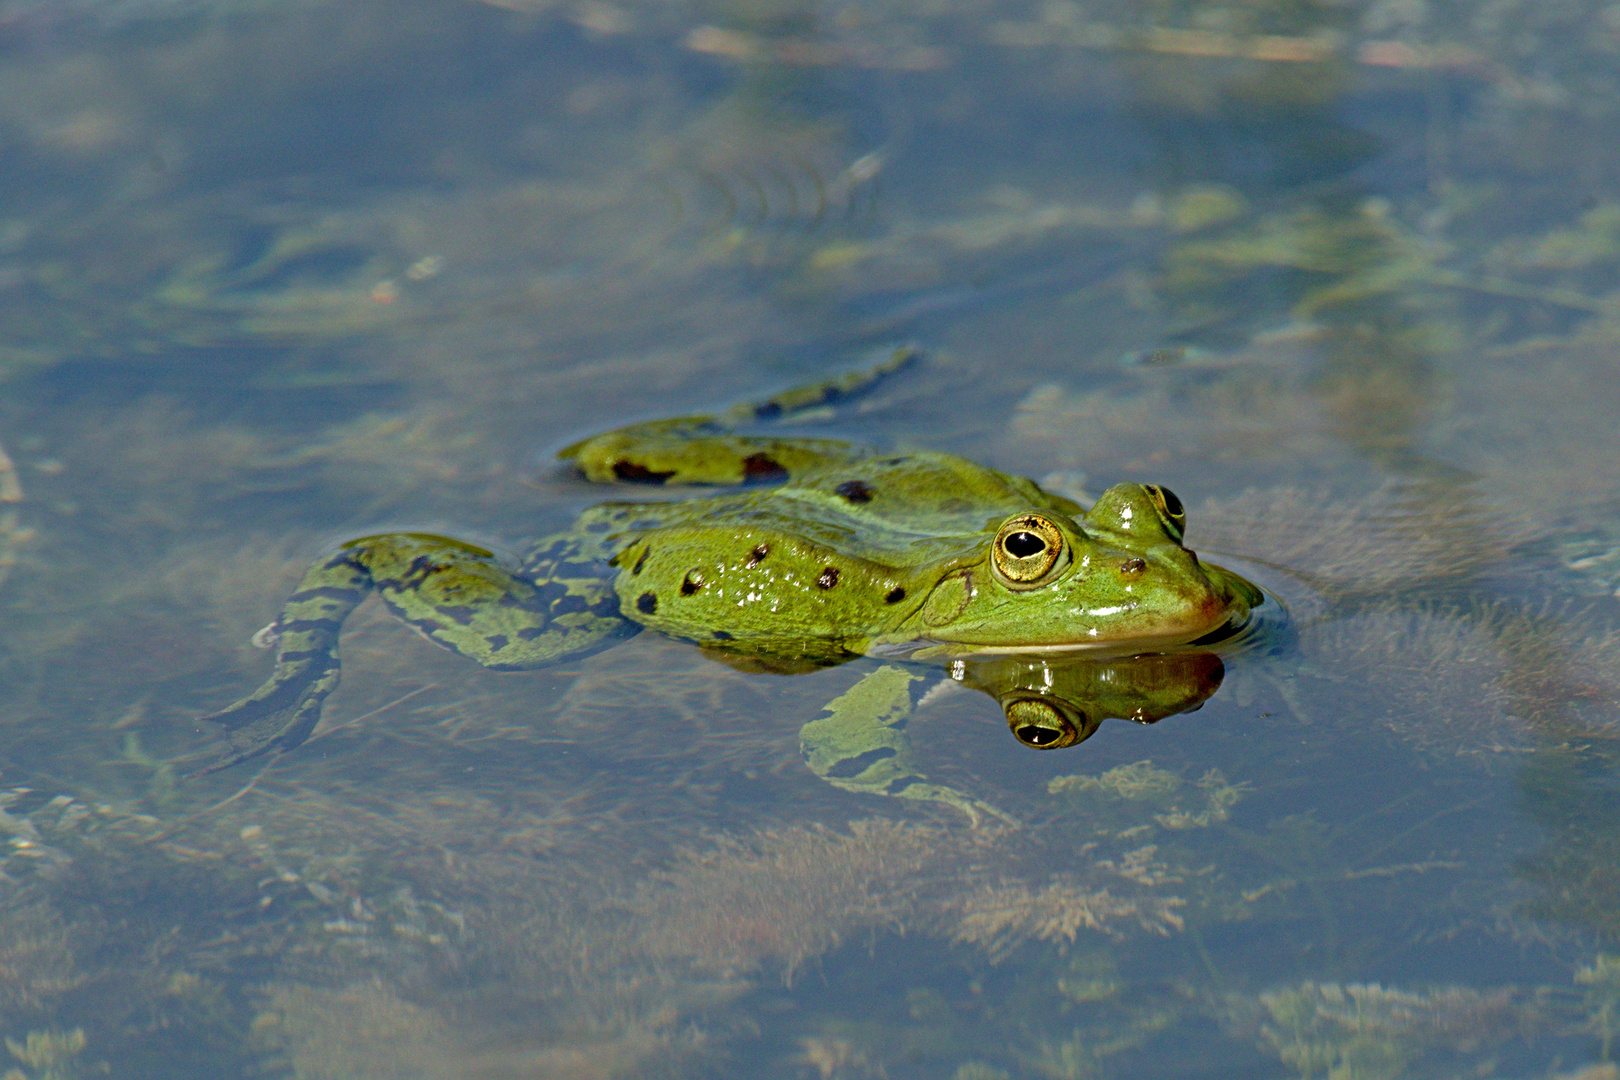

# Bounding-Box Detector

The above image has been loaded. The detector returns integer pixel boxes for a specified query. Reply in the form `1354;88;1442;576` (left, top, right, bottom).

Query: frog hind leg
799;666;1016;828
558;345;918;485
196;532;627;772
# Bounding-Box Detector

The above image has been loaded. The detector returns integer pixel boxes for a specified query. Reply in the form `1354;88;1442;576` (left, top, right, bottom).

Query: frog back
767;450;1079;534
602;452;1078;658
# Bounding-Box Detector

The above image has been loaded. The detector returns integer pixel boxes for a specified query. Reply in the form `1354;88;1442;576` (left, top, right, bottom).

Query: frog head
898;482;1261;656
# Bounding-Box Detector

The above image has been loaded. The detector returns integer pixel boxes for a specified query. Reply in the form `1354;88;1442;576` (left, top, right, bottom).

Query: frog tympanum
200;351;1264;823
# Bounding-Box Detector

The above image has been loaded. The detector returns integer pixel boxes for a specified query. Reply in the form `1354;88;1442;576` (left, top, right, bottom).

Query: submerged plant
1577;955;1620;1061
636;819;937;977
1047;760;1247;835
2;1028;86;1080
1253;981;1532;1080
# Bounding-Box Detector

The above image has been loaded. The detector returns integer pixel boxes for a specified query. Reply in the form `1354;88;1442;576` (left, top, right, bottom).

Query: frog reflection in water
201;352;1264;823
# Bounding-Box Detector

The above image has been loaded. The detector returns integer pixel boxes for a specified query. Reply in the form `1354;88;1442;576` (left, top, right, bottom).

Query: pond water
2;0;1620;1077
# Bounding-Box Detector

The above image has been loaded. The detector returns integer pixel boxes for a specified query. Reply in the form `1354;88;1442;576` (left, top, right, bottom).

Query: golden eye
1143;484;1185;539
991;514;1069;589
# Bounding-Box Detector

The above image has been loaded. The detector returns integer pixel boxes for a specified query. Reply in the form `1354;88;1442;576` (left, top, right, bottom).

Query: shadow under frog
197;351;1266;824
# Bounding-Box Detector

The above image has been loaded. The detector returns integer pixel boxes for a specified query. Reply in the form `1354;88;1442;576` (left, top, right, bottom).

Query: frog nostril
1120;557;1146;575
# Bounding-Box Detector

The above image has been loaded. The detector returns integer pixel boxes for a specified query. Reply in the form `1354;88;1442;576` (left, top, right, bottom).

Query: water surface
2;1;1620;1077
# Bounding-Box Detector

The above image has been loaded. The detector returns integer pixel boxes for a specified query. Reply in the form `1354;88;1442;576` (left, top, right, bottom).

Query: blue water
1;1;1619;1077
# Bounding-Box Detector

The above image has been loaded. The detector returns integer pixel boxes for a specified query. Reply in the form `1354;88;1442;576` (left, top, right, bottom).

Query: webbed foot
191;546;373;773
193;648;339;774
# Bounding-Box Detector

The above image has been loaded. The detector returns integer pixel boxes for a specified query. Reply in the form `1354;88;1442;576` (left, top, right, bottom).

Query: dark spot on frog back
745;543;770;568
680;569;705;596
612;461;676;484
637;591;658;614
817;566;840;589
742;452;788;483
834;479;874;503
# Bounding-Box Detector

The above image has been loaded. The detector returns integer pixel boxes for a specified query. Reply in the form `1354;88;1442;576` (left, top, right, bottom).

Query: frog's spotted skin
204;532;627;760
588;460;1257;668
201;351;1263;821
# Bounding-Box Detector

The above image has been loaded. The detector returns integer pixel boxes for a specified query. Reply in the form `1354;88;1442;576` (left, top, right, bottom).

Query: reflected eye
1143;484;1186;539
991;514;1069;589
1003;697;1093;749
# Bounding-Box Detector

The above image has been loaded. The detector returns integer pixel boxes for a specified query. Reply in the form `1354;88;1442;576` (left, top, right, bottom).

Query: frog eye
1142;484;1185;539
1003;697;1095;749
991;514;1069;589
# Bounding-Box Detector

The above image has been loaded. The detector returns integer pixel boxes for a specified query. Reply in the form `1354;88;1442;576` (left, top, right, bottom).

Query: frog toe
191;659;338;774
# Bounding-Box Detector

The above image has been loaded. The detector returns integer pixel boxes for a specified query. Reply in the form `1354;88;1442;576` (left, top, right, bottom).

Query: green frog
200;350;1264;823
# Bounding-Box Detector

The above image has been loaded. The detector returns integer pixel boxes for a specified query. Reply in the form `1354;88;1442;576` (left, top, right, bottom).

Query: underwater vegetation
1246;981;1537;1080
2;1028;86;1080
1576;956;1620;1062
5;0;1620;1076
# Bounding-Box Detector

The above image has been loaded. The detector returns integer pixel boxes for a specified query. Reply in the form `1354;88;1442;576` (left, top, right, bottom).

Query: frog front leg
198;532;626;772
800;666;1016;828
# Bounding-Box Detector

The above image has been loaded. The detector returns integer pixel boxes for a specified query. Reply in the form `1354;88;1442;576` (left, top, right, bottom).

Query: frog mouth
872;599;1270;660
872;622;1248;660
